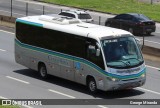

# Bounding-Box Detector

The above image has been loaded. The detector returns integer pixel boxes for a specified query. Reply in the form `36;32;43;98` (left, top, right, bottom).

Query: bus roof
16;14;132;40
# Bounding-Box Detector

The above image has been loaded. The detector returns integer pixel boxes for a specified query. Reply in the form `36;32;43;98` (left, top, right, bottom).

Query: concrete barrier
0;15;16;23
142;46;160;57
0;15;160;58
143;46;160;57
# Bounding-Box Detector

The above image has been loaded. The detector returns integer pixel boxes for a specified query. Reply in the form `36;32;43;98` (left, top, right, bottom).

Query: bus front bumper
104;77;146;91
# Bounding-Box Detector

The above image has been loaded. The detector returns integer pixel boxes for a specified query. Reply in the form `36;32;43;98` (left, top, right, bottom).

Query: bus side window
86;41;105;70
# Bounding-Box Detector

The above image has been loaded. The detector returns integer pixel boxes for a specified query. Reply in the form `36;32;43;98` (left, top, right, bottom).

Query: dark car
105;13;156;35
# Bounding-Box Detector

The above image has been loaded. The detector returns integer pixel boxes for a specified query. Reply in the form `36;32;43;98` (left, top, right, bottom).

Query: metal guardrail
5;0;103;25
4;0;160;25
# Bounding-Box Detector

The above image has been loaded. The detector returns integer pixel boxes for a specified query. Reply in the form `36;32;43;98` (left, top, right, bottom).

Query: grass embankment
0;99;19;108
0;106;19;108
42;0;160;22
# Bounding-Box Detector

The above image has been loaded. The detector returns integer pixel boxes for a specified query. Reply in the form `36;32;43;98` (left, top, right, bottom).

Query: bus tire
87;77;97;94
39;63;48;79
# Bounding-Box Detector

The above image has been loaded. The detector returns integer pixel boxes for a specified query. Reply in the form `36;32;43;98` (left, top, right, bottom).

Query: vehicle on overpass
59;10;93;23
15;14;146;93
105;13;156;35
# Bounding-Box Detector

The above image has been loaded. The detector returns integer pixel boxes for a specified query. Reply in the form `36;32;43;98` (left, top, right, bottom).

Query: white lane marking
0;10;25;16
6;3;52;13
6;76;30;84
10;5;50;13
48;89;108;107
137;87;160;95
15;0;47;5
0;10;11;13
138;38;160;45
48;89;76;99
0;49;6;52
145;40;160;45
0;96;8;99
22;105;34;108
0;30;14;35
12;4;47;12
30;8;50;13
15;0;26;2
97;105;108;108
34;8;50;13
0;96;33;108
12;4;25;8
146;65;160;70
11;12;25;16
34;8;42;11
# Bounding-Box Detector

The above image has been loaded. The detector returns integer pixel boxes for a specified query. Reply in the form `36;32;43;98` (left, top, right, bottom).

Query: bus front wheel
39;64;48;79
87;78;97;94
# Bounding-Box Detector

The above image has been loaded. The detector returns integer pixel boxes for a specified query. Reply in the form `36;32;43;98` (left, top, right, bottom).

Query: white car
58;10;93;23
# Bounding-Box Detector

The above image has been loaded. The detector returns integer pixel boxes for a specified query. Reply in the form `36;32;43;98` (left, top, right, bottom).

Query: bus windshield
101;36;143;68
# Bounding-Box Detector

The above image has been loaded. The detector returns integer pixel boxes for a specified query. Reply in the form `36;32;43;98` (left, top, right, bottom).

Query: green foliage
0;106;20;108
42;0;160;21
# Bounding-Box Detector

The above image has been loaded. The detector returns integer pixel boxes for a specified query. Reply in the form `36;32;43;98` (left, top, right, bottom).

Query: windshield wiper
117;60;131;66
124;57;142;62
122;57;144;66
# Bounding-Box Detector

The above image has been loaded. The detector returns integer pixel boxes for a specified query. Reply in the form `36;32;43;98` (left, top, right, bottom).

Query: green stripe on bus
15;39;146;80
16;19;43;27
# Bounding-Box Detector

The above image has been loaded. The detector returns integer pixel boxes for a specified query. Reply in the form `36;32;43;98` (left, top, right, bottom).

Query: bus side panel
60;58;74;81
27;46;61;77
15;39;61;77
83;62;106;90
48;55;68;78
74;61;85;85
74;59;106;90
15;40;30;69
48;53;75;81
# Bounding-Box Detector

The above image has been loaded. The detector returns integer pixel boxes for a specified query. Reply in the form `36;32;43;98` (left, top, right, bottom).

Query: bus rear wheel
39;64;48;79
87;78;97;94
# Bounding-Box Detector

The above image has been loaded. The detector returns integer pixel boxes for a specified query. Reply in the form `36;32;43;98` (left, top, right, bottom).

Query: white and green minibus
15;14;146;93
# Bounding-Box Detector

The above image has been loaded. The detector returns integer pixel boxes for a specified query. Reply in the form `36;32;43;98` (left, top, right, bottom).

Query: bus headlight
141;73;145;78
106;77;120;82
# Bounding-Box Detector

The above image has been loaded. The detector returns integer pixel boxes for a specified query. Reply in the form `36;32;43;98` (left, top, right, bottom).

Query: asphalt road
0;27;160;108
0;1;160;108
0;0;160;49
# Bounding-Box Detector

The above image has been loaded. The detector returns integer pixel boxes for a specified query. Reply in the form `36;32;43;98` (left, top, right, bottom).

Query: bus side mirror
96;49;100;56
96;42;101;56
136;39;142;50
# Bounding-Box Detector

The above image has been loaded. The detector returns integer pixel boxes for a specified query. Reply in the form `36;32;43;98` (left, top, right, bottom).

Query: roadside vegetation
42;0;160;21
0;106;19;108
0;99;19;108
